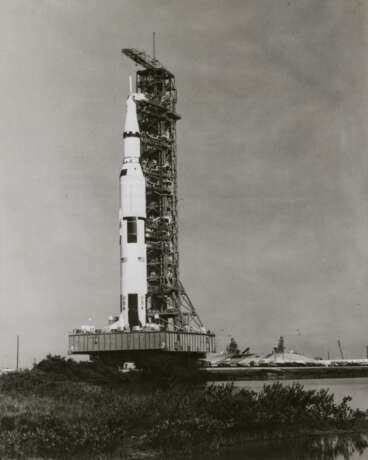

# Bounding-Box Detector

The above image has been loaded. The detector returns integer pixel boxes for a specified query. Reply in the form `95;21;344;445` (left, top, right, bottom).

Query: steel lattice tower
122;48;203;332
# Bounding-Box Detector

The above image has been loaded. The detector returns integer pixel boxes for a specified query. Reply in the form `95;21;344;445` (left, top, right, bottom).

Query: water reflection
242;434;368;460
177;434;368;460
304;434;368;460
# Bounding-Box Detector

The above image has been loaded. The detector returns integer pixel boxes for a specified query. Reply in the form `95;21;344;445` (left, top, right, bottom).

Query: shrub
0;357;364;457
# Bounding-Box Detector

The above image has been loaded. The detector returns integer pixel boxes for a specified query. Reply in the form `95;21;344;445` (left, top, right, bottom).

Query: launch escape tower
123;48;203;331
68;48;215;361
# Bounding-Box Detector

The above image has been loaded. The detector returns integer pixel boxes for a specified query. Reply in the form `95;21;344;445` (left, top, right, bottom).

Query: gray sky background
0;0;367;367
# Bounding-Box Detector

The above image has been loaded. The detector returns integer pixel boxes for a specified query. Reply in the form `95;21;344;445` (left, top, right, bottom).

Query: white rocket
112;78;147;330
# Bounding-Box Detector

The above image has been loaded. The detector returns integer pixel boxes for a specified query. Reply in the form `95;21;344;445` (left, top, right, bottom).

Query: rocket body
118;94;147;329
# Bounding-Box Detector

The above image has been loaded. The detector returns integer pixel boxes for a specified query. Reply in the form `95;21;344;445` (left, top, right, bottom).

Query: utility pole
16;335;19;371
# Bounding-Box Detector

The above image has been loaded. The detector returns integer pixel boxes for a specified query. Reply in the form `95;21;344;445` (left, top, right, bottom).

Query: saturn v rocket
112;79;147;330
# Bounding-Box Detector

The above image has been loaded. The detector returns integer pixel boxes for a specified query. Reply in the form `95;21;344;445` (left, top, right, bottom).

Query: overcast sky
0;0;367;367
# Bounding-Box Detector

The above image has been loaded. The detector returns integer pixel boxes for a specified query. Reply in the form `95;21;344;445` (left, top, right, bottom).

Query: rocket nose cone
124;96;139;134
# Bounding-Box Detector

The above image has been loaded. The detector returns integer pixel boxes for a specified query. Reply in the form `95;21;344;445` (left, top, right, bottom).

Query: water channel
232;377;368;410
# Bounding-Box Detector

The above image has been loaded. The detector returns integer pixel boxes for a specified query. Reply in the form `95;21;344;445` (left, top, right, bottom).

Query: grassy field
0;355;366;458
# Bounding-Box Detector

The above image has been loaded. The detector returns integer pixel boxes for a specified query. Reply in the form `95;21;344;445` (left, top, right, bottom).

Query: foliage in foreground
0;355;365;457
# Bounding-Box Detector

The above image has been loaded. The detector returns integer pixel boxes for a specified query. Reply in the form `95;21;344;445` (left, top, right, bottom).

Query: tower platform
68;330;215;358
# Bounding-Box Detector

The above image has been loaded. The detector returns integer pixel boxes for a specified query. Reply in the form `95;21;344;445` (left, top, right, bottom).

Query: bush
0;357;364;457
148;383;365;451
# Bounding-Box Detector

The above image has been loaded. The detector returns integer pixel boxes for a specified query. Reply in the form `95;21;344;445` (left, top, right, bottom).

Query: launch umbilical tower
122;48;203;332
